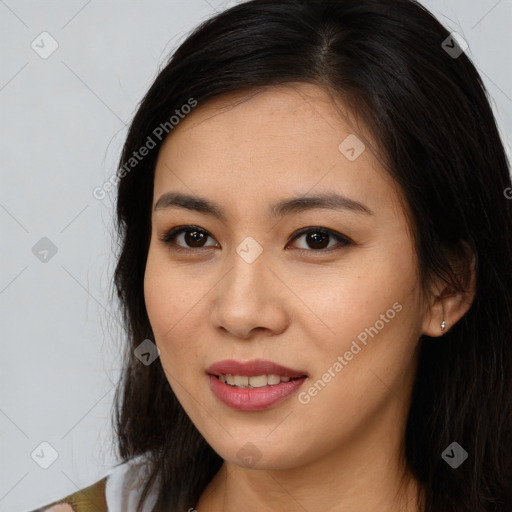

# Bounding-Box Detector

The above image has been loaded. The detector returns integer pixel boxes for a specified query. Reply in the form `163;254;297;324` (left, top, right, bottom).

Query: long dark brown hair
110;1;512;510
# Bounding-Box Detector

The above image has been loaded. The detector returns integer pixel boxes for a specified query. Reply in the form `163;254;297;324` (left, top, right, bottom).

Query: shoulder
24;477;107;512
25;452;158;512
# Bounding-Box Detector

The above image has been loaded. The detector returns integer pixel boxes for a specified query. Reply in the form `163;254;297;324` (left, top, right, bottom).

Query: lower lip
207;374;307;411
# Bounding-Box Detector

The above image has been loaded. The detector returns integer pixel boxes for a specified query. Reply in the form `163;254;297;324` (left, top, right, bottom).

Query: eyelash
158;225;352;255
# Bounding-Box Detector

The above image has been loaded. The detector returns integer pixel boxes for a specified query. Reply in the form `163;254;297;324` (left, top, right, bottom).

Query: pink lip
206;359;308;411
206;359;308;378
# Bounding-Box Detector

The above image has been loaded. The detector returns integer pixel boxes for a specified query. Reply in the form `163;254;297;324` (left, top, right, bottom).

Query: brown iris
305;232;329;249
184;230;208;247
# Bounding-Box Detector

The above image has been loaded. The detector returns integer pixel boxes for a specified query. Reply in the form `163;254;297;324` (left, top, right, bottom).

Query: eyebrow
153;191;374;220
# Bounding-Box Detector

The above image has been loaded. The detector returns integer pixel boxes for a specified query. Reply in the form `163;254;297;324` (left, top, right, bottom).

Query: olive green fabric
28;477;108;512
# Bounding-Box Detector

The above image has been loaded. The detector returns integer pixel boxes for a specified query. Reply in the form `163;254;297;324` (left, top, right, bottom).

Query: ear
422;241;476;337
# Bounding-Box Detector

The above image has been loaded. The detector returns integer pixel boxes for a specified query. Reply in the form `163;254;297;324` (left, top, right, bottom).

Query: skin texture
143;83;474;511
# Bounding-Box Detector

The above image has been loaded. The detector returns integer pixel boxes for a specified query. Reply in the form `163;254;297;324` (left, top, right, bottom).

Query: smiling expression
143;83;429;470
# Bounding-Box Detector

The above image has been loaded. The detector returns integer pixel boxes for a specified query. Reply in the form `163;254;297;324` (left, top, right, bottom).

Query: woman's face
144;83;430;470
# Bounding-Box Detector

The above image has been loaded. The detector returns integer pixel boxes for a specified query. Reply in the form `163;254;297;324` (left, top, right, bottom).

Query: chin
205;431;308;470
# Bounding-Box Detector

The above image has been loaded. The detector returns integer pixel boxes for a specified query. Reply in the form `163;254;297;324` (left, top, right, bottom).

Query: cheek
295;247;422;384
143;248;209;369
144;248;191;333
294;256;421;432
143;258;172;336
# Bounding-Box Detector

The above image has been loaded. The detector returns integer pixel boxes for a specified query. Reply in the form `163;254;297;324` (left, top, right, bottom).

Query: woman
29;0;512;510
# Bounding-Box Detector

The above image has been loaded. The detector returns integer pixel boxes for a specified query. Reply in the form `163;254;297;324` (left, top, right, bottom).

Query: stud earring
440;320;446;331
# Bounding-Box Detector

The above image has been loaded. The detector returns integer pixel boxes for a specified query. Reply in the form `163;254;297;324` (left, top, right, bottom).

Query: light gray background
1;0;511;510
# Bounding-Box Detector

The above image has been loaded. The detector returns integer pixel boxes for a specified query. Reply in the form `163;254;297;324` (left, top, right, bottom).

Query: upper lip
206;359;308;378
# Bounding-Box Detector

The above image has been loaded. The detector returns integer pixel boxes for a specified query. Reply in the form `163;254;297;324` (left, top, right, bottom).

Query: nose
210;247;289;340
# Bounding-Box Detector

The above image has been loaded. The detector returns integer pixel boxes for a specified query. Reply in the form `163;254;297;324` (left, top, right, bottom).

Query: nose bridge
211;237;288;337
223;237;269;301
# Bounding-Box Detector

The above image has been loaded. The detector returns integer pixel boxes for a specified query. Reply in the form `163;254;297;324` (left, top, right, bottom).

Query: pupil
307;232;328;249
185;230;205;247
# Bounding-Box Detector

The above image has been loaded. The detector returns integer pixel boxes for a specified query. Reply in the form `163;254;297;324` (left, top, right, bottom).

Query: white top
104;453;159;512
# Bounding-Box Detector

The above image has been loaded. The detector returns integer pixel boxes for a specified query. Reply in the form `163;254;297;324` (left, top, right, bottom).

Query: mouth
206;359;309;411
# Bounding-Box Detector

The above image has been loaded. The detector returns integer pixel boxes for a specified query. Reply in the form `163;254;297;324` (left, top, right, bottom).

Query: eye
159;225;352;253
159;225;218;251
287;227;352;253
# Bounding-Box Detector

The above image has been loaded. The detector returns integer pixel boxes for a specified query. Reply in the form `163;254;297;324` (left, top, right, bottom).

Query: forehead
159;83;372;161
153;83;400;218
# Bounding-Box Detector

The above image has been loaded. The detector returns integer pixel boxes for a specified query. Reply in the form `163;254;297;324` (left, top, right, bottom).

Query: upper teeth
220;374;292;387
